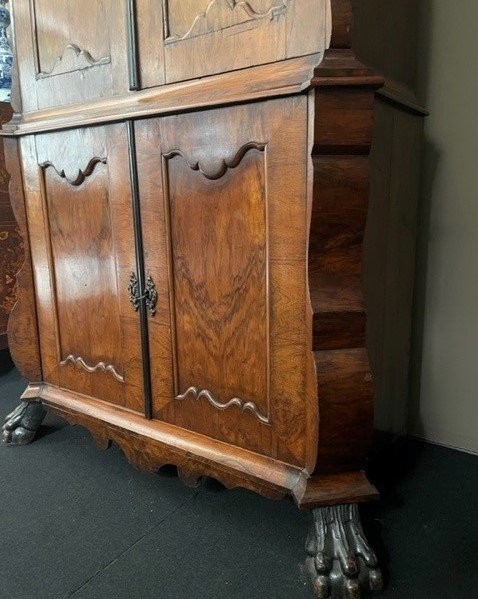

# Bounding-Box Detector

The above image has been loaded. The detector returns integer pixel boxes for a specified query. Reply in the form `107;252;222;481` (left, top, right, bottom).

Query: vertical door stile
127;120;153;419
125;0;141;90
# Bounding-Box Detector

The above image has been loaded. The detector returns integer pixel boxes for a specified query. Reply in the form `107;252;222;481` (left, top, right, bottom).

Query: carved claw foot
306;504;383;599
2;401;47;445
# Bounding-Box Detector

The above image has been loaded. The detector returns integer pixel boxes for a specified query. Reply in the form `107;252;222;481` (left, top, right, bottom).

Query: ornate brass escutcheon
128;272;157;316
144;276;158;316
128;272;141;311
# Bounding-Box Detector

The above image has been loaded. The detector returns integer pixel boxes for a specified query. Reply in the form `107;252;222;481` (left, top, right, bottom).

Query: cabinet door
136;0;331;87
21;125;144;412
14;0;128;111
135;98;315;468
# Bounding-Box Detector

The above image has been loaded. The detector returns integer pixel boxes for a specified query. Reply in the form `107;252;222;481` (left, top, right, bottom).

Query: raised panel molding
163;0;290;44
36;44;111;79
40;157;107;186
176;387;270;424
29;0;111;78
60;355;125;383
161;140;271;424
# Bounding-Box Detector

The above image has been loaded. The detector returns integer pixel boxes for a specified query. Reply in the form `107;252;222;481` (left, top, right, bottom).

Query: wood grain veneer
4;2;387;595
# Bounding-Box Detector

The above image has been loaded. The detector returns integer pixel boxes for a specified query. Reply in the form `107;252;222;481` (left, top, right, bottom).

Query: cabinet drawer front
14;0;128;111
20;125;144;411
136;98;316;468
137;0;331;87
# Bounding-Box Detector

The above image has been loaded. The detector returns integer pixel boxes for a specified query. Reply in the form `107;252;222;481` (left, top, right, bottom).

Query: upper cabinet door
136;0;332;87
135;98;316;469
20;124;144;413
14;0;128;111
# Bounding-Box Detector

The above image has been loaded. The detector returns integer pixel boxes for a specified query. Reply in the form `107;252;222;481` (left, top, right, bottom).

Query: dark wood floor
1;364;477;598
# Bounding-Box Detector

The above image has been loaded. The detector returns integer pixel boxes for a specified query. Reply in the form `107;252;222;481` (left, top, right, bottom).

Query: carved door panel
13;0;128;111
135;98;316;468
20;125;144;412
136;0;331;87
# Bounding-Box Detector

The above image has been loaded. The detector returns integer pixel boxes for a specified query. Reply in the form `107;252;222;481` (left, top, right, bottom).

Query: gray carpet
1;366;477;598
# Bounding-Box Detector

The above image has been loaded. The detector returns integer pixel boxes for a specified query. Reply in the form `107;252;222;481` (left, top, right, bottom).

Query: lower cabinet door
135;98;316;468
21;125;144;412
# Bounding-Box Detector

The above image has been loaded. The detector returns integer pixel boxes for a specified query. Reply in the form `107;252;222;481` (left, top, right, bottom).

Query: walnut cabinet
3;1;387;597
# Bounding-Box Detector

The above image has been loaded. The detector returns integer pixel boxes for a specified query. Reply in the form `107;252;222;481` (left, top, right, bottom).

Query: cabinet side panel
5;137;42;380
0;104;18;349
311;82;378;474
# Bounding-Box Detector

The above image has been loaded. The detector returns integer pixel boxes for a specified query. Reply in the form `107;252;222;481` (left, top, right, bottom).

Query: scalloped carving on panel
48;405;286;499
176;386;270;424
36;44;111;79
163;0;290;44
163;142;266;180
40;157;107;186
60;355;125;383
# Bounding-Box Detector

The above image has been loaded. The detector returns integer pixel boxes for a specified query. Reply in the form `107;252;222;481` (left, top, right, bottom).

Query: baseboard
407;434;478;458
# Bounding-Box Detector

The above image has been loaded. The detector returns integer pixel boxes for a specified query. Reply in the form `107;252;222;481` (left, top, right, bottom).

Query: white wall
409;0;478;453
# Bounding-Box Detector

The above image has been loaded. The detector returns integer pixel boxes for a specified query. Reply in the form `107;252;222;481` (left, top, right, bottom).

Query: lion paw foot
306;504;383;599
2;401;46;445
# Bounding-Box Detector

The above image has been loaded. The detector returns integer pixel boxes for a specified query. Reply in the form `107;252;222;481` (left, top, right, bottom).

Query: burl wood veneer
2;1;386;597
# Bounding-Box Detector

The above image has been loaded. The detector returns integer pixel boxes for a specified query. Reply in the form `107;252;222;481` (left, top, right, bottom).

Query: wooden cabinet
3;1;388;597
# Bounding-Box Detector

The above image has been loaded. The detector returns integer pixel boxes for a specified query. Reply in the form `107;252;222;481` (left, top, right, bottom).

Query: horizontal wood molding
31;382;303;495
294;471;378;509
22;382;377;508
0;51;395;138
377;81;429;116
2;54;325;137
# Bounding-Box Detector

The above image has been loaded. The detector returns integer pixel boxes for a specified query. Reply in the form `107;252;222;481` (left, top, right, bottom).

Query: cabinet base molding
15;383;377;509
306;504;383;599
